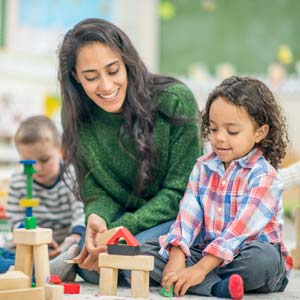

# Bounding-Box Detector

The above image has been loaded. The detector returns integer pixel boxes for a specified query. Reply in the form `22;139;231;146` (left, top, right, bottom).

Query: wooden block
108;244;140;256
14;244;33;280
64;259;77;264
131;270;149;299
33;244;50;287
13;228;52;245
99;253;154;271
19;198;40;207
0;287;44;300
96;226;124;245
45;284;64;300
99;267;118;295
0;271;30;290
291;248;300;269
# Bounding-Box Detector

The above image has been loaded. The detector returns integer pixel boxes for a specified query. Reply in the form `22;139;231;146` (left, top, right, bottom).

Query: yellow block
19;198;39;207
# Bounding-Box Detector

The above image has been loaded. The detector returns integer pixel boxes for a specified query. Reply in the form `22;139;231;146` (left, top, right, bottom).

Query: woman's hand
85;214;108;255
73;214;108;271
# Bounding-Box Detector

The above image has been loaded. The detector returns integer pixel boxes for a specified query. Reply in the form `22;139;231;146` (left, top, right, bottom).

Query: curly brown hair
201;76;289;169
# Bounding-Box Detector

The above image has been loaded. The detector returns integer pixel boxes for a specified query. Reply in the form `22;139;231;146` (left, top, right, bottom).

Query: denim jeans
76;220;174;284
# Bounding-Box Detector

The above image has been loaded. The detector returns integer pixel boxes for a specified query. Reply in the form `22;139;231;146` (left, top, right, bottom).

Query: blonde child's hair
15;115;61;147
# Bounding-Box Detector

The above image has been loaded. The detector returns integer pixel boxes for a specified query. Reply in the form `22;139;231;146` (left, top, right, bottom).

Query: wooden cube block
45;284;64;300
13;228;52;245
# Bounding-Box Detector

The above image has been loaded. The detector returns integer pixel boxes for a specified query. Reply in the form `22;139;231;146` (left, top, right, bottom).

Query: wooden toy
19;160;39;229
0;287;44;300
106;226;141;256
60;283;80;294
291;205;300;268
0;270;30;290
98;252;154;298
160;284;174;297
0;160;64;300
96;226;124;244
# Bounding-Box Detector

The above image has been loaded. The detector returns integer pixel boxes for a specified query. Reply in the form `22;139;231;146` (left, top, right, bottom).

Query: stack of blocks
97;227;154;299
0;160;64;300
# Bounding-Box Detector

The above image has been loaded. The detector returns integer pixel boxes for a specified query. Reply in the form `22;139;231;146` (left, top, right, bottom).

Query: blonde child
3;115;85;279
142;76;292;299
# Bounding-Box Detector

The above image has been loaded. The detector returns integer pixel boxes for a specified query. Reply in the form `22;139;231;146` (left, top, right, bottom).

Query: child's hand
48;239;62;258
162;246;186;293
162;265;206;296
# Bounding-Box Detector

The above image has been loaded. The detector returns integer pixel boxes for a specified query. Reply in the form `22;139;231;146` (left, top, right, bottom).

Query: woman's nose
100;75;114;92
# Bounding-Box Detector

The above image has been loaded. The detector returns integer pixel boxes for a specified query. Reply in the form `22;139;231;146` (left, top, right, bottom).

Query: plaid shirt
159;148;292;272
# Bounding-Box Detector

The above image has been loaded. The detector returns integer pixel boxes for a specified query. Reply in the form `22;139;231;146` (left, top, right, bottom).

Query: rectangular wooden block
107;244;140;256
0;287;44;300
99;253;154;271
13;228;52;245
0;271;30;290
99;267;118;296
14;244;33;279
131;270;149;299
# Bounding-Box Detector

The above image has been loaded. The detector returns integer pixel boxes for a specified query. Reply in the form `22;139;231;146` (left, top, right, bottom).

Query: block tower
0;160;63;300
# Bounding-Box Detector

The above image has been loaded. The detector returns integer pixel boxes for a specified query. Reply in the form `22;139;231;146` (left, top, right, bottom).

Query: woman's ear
255;124;269;143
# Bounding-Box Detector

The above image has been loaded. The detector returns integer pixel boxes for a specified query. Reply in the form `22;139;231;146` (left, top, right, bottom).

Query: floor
63;218;300;300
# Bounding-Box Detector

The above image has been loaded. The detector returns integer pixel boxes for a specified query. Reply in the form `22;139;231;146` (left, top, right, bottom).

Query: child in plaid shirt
142;76;292;299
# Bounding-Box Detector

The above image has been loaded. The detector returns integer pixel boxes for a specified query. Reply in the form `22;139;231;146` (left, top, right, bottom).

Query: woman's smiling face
74;42;128;113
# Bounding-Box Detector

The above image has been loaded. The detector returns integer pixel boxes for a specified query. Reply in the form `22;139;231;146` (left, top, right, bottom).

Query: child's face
17;141;61;186
74;42;128;113
209;96;268;169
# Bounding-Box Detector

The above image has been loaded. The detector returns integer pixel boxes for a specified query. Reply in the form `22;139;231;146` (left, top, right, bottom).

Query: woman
58;18;201;283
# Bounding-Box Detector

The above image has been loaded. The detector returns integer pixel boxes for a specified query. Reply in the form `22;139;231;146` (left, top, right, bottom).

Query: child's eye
228;131;239;135
40;158;50;163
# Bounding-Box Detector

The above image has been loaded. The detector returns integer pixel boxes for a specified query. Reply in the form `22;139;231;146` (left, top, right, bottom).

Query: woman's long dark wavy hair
58;18;183;199
201;76;289;169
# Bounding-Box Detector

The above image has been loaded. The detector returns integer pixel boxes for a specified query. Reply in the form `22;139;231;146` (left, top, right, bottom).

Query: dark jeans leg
218;240;288;293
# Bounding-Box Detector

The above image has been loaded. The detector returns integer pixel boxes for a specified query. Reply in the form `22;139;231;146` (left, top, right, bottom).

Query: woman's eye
108;69;119;75
228;131;239;135
86;77;97;82
209;128;217;132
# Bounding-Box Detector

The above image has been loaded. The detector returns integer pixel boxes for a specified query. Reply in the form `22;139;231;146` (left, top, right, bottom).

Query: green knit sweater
79;83;201;235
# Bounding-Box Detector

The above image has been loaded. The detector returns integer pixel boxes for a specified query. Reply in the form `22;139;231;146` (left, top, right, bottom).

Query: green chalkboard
159;0;300;75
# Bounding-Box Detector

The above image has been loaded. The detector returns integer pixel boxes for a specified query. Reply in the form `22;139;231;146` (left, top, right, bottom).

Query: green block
23;164;36;175
25;216;37;229
160;285;174;297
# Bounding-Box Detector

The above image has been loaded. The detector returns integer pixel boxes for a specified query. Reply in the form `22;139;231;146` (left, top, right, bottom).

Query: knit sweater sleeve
82;169;122;225
278;161;300;189
110;84;201;234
